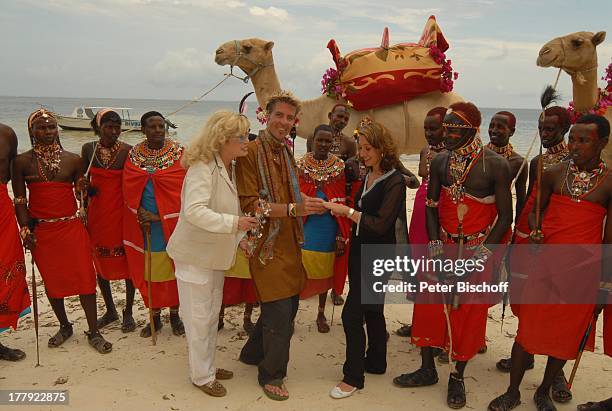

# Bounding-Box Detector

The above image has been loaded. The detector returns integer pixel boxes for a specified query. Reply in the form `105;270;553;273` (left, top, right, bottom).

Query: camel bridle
228;40;274;83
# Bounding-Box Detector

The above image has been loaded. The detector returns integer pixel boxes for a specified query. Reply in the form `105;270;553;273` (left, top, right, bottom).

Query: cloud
249;6;289;21
151;48;218;88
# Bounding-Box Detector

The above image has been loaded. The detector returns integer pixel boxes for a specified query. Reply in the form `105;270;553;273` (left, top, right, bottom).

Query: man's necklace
33;142;62;181
129;139;182;172
487;142;513;159
95;140;122;169
565;160;608;202
542;141;569;170
447;138;483;203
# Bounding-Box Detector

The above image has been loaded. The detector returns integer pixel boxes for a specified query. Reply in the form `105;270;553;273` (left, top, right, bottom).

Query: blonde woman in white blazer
167;111;257;398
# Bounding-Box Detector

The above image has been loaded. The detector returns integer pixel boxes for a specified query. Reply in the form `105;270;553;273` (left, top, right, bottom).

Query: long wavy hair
358;121;401;173
182;110;250;168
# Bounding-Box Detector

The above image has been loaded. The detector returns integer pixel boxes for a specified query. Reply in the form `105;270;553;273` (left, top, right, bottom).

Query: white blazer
167;154;245;272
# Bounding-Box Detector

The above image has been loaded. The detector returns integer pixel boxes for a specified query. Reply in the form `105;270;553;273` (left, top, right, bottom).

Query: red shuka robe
604;305;611;357
515;194;604;360
299;170;351;297
88;168;129;281
411;187;499;361
123;158;185;309
0;184;30;330
28;182;96;298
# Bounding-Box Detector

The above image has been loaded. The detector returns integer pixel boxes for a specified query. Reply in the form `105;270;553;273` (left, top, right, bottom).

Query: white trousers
175;264;225;386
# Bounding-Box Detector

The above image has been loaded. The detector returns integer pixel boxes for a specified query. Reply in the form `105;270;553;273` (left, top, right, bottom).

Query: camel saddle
328;15;450;111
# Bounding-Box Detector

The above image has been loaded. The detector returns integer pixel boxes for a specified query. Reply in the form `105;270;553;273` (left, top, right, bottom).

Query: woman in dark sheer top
324;119;407;398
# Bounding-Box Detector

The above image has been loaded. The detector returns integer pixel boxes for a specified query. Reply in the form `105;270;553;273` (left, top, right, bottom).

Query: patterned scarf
256;132;304;263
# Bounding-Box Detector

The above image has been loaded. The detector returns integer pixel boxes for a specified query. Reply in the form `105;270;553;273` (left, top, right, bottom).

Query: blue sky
1;0;610;108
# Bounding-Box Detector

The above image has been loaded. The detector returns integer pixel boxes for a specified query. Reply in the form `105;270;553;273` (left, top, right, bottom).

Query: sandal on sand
243;317;254;334
140;315;162;338
534;390;557;411
478;344;488;354
496;356;535;373
316;312;330;333
48;323;73;348
395;325;412;337
96;311;119;329
0;345;26;361
121;311;136;333
86;331;112;354
551;374;572;403
331;291;344;306
577;401;612;411
215;368;233;380
488;392;521;411
393;367;438;387
170;313;185;336
438;351;450;364
262;379;289;401
447;373;467;409
194;380;226;397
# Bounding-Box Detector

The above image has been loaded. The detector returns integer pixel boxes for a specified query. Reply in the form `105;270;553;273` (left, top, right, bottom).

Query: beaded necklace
447;137;483;203
564;160;608;202
487;142;513;159
298;152;344;184
542;141;569;170
129;139;183;173
33;142;62;181
330;132;342;157
95;140;122;169
425;142;445;178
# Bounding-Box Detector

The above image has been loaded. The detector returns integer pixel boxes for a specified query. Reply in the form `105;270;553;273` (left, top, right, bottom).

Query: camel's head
537;31;606;72
215;38;275;75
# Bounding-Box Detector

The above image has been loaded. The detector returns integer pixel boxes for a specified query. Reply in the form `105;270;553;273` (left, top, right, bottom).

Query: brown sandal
194;380;226;397
316;312;330;333
215;368;233;380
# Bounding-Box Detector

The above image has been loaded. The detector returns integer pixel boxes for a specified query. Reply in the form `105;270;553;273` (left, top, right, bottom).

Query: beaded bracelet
427;240;444;258
287;202;297;218
473;244;493;262
425;198;439;208
19;226;31;241
13;196;27;205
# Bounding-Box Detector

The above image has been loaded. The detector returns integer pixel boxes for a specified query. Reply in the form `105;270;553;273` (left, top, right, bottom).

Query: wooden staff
567;314;596;389
144;225;156;346
452;203;469;309
30;253;40;366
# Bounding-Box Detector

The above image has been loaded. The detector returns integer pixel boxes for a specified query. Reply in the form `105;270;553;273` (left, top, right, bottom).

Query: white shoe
330;384;357;399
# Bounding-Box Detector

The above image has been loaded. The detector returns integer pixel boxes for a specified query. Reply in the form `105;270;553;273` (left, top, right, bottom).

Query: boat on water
54;106;142;131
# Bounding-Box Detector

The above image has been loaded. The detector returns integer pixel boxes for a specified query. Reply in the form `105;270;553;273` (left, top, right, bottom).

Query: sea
0;96;544;164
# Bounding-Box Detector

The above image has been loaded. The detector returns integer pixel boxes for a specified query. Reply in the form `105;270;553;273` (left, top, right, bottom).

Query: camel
214;38;463;154
537;30;611;164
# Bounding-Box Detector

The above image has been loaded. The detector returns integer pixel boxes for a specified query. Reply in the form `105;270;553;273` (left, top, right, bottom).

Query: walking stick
452;203;469;309
567;314;596;389
144;225;156;346
30;253;40;366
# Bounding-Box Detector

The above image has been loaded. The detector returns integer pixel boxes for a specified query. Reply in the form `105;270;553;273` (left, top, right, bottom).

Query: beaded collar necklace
130;139;182;173
425;142;445;177
298;152;344;183
95;140;122;169
565;160;608;202
33;141;62;181
542;141;569;170
487;142;513;159
447;137;483;203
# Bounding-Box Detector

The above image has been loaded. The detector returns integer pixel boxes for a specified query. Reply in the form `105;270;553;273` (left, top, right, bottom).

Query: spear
144;225;156;346
30;253;40;366
567;314;596;389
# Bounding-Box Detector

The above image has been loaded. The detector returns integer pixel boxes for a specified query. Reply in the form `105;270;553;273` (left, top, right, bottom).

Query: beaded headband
28;109;56;130
95;108;117;127
442;108;478;129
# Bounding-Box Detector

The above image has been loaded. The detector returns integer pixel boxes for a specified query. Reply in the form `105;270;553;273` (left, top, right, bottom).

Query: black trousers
239;295;299;386
341;261;387;389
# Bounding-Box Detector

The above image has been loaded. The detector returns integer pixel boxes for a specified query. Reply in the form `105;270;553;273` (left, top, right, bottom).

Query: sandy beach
1;164;610;411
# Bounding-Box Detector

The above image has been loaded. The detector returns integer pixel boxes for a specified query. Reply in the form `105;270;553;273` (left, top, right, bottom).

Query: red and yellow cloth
88;167;129;281
0;184;29;331
123;158;185;309
28;182;96;298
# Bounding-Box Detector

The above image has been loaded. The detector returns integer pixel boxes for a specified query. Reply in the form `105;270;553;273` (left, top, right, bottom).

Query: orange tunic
29;182;96;298
515;194;604;360
0;184;29;330
88;168;129;281
411;188;499;361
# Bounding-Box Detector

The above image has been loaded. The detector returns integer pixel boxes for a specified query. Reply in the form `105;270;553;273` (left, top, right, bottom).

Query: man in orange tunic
12;110;111;354
0;123;29;361
123;111;186;337
81;109;135;333
488;114;611;411
395;102;512;409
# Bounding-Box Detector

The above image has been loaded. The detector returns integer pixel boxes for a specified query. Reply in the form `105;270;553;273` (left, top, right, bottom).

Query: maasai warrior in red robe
123;111;185;338
395;102;513;410
0;123;29;362
298;125;350;333
496;107;572;396
396;107;447;338
81;109;135;333
12;110;112;354
489;114;611;411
